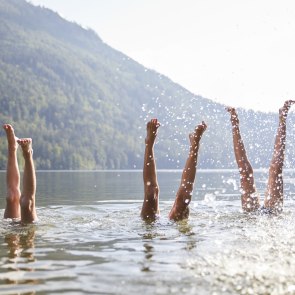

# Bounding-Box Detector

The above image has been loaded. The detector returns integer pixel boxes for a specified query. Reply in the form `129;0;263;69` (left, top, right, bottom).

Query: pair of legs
3;124;37;223
226;100;295;213
141;119;207;221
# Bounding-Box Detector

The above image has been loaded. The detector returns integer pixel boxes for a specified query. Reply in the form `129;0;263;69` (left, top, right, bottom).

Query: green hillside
0;0;294;170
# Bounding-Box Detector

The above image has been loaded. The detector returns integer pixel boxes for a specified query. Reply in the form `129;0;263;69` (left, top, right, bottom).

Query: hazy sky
28;0;295;112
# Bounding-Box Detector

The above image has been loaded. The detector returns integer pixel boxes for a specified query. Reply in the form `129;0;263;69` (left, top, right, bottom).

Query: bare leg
169;121;207;221
264;100;295;212
141;119;160;221
3;124;21;219
18;138;37;223
226;108;260;212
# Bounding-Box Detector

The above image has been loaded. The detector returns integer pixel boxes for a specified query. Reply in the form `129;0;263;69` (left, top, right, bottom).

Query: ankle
176;194;192;207
8;149;17;156
22;149;33;159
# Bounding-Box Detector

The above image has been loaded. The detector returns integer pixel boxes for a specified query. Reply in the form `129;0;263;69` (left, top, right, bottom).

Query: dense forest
0;0;295;170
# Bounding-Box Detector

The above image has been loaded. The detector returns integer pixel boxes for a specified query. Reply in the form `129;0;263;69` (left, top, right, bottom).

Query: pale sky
28;0;295;112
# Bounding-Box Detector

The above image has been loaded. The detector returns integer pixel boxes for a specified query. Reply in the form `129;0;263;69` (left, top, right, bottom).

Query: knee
240;169;255;185
269;163;283;175
6;188;21;202
20;195;34;212
145;185;159;199
239;165;253;176
178;183;193;195
177;188;193;205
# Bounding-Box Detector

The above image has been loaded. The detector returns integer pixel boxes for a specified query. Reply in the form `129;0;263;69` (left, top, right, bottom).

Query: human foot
145;119;160;146
17;138;33;156
279;100;295;124
189;121;207;149
3;124;18;151
226;107;239;126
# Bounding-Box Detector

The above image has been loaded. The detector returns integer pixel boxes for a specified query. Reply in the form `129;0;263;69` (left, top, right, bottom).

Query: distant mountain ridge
0;0;295;170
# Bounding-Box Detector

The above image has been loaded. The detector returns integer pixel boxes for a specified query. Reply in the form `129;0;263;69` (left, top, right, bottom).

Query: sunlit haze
28;0;295;112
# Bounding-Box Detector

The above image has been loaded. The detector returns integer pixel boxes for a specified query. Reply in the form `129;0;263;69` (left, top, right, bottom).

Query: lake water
1;170;295;294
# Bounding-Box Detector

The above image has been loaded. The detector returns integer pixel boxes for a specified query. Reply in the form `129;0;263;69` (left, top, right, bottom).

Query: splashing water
1;171;295;294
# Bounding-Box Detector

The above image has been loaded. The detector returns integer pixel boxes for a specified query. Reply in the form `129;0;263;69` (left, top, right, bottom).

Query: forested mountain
0;0;295;170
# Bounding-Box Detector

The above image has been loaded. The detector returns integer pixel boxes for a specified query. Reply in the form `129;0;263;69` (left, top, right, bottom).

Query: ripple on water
1;201;295;294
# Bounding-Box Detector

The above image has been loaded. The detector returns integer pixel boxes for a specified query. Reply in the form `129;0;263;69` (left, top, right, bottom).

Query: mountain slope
0;0;294;170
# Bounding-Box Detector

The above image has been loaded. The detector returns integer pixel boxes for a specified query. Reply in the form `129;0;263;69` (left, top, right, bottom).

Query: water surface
1;170;295;294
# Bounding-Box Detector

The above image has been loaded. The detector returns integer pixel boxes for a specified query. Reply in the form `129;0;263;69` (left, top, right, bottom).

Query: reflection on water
1;170;295;294
1;225;37;294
